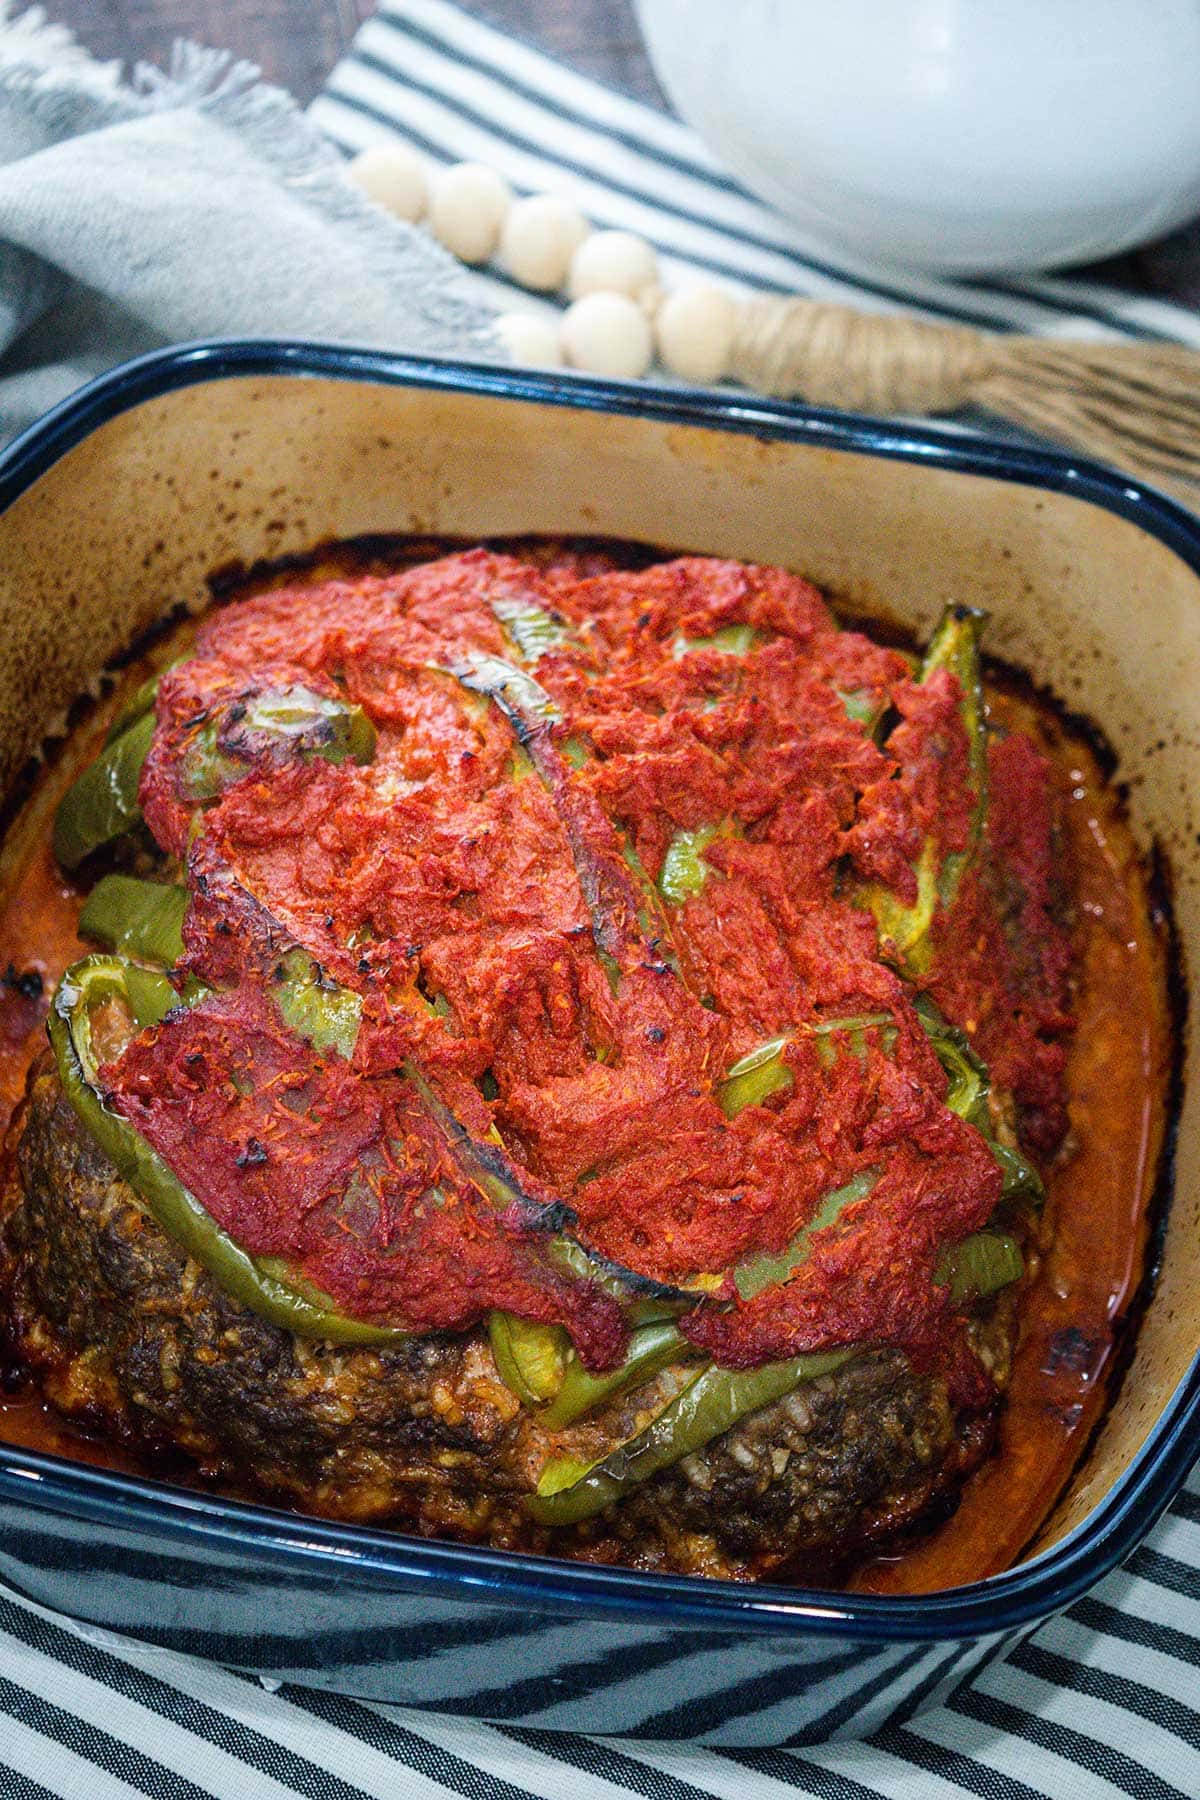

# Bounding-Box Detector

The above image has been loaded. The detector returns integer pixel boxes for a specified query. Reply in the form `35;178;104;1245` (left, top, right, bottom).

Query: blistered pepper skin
53;712;156;872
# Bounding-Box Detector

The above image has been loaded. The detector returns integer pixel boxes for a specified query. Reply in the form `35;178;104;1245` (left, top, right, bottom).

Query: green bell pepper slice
270;947;362;1060
990;1139;1044;1205
529;1221;1019;1522
859;604;988;976
544;1234;712;1313
536;1320;699;1431
406;1060;706;1322
76;876;366;1067
658;822;736;906
53;711;156;872
529;1347;856;1525
78;875;187;969
619;839;684;980
449;653;561;736
716;1033;794;1115
490;597;580;664
492;1151;869;1420
837;686;884;729
915;994;989;1129
57;681;376;873
672;624;761;659
716;1013;895;1117
48;954;410;1345
934;1230;1023;1304
488;1311;569;1406
731;1168;878;1302
731;1177;1020;1316
448;653;686;996
105;670;164;747
925;605;989;912
915;996;1044;1206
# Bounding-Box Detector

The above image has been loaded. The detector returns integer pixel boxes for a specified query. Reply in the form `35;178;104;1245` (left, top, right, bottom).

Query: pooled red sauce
0;542;1170;1592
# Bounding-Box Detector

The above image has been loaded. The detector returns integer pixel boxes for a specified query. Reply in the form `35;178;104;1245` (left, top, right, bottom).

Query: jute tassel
733;298;1200;509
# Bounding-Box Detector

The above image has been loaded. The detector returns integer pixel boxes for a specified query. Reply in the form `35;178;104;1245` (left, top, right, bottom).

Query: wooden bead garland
500;194;588;292
345;149;734;384
493;311;563;368
344;148;1200;508
566;230;659;303
656;282;738;384
348;143;428;223
561;293;653;379
427;162;513;265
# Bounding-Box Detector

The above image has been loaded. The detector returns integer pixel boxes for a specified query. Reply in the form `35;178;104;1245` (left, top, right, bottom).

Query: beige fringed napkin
0;5;493;445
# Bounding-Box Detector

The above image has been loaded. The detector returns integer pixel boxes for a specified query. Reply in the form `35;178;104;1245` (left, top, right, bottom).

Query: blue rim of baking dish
0;337;1196;1644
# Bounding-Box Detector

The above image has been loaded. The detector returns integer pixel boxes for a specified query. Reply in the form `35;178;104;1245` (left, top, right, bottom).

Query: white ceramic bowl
635;0;1200;274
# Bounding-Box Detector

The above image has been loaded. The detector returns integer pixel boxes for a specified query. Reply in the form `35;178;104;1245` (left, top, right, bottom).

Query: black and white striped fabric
2;1465;1200;1796
4;2;1200;1793
311;0;1200;351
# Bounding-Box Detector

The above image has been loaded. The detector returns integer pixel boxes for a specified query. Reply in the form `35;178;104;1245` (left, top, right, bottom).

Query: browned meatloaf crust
0;1059;1006;1583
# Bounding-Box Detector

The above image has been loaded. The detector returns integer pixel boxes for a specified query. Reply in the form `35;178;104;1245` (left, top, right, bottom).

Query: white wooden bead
493;311;564;368
638;282;667;321
654;282;738;383
347;142;428;222
567;230;659;302
428;162;513;264
561;292;653;379
499;194;589;291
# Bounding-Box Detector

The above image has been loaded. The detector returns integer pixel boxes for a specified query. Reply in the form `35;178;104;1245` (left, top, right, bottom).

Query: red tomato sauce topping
106;549;1073;1398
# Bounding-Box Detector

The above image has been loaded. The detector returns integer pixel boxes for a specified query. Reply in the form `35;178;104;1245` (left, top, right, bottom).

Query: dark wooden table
41;0;1200;302
47;2;665;111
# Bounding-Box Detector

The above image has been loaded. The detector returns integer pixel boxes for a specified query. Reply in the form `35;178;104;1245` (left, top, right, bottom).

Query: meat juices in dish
0;544;1137;1583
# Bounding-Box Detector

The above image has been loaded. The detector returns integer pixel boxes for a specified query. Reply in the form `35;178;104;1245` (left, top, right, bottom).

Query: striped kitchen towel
310;0;1200;352
2;3;1199;1797
2;1465;1199;1797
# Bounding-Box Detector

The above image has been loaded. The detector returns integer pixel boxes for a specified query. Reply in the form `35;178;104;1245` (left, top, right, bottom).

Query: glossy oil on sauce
0;611;1172;1593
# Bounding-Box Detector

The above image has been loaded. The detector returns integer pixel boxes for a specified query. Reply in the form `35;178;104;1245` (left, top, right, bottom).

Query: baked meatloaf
0;546;1072;1583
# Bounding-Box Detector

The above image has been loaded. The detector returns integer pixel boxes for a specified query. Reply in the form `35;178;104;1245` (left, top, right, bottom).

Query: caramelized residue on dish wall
0;554;1172;1593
